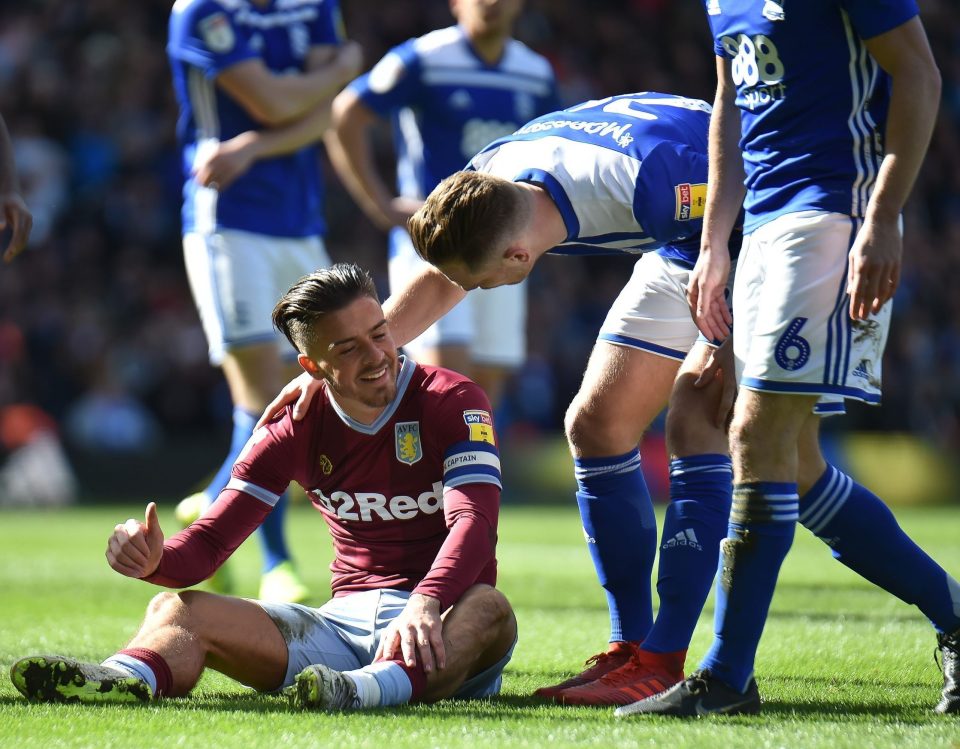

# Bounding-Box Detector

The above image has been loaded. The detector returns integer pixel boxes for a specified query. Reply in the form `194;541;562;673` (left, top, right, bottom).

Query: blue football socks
642;455;733;654
700;482;798;692
574;449;658;643
801;465;960;633
204;407;291;572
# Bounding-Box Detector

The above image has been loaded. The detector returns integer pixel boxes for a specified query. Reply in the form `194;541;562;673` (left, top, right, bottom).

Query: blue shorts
257;589;514;698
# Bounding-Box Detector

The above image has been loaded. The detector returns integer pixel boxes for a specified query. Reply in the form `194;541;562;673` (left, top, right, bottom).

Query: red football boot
557;647;686;706
533;641;640;701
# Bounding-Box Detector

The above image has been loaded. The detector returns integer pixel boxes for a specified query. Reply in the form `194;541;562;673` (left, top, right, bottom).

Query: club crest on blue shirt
395;421;422;465
463;410;495;445
198;12;235;53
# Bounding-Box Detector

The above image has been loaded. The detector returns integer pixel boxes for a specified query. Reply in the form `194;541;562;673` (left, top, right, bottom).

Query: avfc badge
395;422;422;466
463;410;496;445
198;12;236;54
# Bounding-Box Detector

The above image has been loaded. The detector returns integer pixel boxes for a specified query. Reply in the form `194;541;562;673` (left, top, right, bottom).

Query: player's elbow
925;60;942;100
330;89;371;133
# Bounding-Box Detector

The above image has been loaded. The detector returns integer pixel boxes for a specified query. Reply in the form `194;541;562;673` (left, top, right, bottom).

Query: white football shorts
733;210;891;406
258;588;515;697
389;227;526;367
183;229;331;364
598;253;700;361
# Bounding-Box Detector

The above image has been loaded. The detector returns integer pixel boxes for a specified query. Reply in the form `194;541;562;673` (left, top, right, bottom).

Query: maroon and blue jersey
147;358;502;608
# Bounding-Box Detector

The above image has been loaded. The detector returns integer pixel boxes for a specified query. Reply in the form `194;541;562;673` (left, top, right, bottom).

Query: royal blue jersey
168;0;345;238
705;0;919;232
469;93;715;266
348;25;560;201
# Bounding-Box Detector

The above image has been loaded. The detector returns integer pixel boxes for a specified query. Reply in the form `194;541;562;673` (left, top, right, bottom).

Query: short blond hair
408;171;525;271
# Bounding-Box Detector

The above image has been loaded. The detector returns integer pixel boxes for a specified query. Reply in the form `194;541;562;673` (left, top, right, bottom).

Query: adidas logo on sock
661;528;702;551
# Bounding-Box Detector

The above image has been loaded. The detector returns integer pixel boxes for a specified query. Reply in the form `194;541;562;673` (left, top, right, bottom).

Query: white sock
346;661;413;706
101;655;157;694
341;668;382;708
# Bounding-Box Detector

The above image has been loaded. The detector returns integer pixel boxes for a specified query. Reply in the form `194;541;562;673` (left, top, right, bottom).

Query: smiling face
298;295;400;422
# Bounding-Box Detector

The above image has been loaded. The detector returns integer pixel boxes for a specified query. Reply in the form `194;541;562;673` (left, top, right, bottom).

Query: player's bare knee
145;591;189;625
565;398;629;457
459;585;514;633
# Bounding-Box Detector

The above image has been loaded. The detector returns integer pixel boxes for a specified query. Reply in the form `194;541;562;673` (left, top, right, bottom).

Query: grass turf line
1;503;958;748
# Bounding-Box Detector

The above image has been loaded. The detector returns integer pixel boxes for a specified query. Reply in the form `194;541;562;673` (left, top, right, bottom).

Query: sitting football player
10;264;515;710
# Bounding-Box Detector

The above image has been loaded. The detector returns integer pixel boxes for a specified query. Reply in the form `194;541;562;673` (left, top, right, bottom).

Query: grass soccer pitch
1;503;959;748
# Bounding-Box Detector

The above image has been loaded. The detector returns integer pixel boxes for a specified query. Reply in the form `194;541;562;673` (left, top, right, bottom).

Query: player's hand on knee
695;338;737;428
106;502;164;579
256;372;322;429
374;593;445;673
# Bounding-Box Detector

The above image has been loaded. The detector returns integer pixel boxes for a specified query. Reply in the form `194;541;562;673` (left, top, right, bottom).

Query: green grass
1;502;959;748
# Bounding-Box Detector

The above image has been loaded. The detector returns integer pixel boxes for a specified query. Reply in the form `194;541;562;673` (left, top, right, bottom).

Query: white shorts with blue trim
598;253;698;361
183;229;331;365
733;210;891;406
389;228;526;368
257;588;513;697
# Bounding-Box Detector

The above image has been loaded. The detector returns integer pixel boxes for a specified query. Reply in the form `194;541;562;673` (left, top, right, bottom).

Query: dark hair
408;171;525;271
272;263;379;353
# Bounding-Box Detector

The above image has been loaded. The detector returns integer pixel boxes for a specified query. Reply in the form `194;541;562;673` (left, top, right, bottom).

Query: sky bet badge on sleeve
395;422;422;466
674;182;707;221
463;410;495;445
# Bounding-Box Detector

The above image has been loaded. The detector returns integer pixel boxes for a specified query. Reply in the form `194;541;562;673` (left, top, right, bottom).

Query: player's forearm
326;95;398;230
142;490;269;588
701;60;745;252
234;101;334;162
383;267;467;347
865;27;941;223
221;44;357;127
414;484;500;611
413;512;497;611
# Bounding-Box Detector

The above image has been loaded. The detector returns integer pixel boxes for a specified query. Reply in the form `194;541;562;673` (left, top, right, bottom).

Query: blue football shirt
704;0;919;232
349;25;560;202
168;0;345;238
468;93;715;266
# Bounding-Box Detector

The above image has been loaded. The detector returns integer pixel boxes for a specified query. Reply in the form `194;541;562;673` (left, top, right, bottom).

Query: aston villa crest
395;421;422;466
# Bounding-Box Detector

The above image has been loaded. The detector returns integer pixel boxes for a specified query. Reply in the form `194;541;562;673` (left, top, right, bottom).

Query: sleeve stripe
444;474;503;491
225;478;281;507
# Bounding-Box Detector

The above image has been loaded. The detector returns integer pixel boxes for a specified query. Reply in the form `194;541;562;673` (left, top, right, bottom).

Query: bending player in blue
617;0;959;717
166;0;361;602
325;0;558;408
266;92;741;705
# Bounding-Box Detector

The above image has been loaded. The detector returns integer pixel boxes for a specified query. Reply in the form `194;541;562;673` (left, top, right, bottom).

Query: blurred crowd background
1;0;958;503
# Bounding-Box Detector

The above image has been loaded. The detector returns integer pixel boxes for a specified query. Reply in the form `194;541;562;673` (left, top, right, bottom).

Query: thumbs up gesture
106;502;165;579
